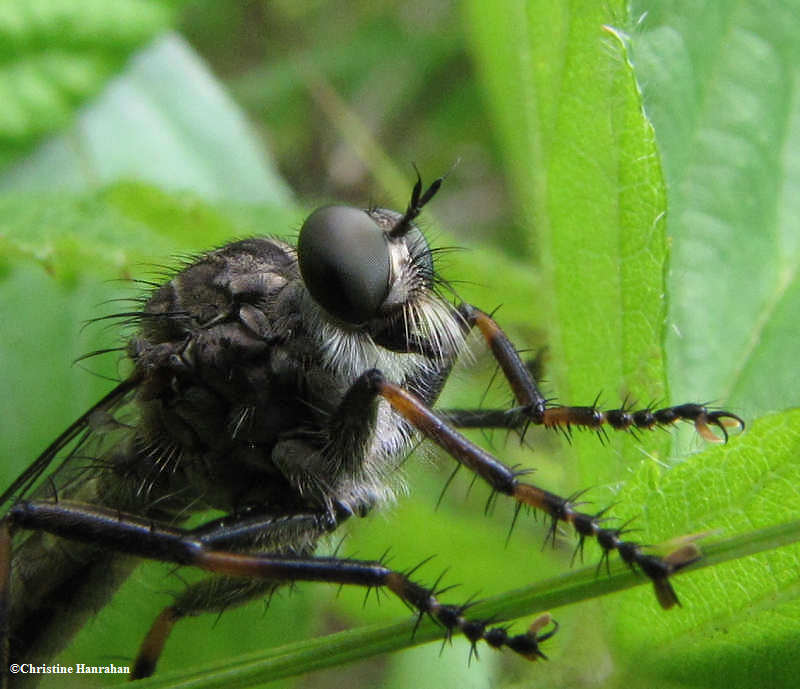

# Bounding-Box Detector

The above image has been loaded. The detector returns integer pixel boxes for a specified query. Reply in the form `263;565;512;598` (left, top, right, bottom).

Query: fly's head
297;176;466;365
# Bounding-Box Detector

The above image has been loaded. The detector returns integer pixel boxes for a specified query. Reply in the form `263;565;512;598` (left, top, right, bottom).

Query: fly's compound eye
298;205;391;325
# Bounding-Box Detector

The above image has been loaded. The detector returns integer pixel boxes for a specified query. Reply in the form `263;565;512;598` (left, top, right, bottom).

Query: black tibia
367;369;703;610
3;500;555;680
445;305;745;442
190;509;342;549
438;408;526;430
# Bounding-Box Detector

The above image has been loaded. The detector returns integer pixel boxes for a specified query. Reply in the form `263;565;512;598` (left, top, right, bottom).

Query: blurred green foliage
0;0;180;169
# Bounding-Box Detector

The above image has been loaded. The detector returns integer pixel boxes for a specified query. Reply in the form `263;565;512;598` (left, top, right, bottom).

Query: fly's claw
657;531;712;570
686;407;745;443
627;533;707;610
483;614;558;661
514;614;558;661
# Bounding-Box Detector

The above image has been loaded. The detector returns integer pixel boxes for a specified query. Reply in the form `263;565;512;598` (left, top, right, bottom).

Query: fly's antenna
389;164;446;239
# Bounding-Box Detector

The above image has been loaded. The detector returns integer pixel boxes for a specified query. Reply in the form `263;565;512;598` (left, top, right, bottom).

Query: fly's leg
442;305;744;442
440;404;744;443
2;501;557;681
133;576;283;679
362;369;704;609
134;509;348;677
132;557;556;679
189;509;343;550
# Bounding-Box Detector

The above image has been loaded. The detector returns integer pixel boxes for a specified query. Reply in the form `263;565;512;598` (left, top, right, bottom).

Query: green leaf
631;1;800;415
0;0;178;170
465;1;669;487
456;1;800;688
612;410;800;689
0;33;292;204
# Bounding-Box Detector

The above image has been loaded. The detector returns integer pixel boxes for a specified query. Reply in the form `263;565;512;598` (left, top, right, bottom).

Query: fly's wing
3;375;145;674
0;375;141;511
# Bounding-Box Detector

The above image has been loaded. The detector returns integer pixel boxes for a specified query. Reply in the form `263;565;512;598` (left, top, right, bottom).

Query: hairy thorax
121;238;433;518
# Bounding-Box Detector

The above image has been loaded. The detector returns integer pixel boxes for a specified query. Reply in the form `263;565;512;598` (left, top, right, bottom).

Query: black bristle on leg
538;399;744;443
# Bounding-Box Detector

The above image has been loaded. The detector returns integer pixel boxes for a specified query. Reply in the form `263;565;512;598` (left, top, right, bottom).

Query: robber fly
0;173;743;688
